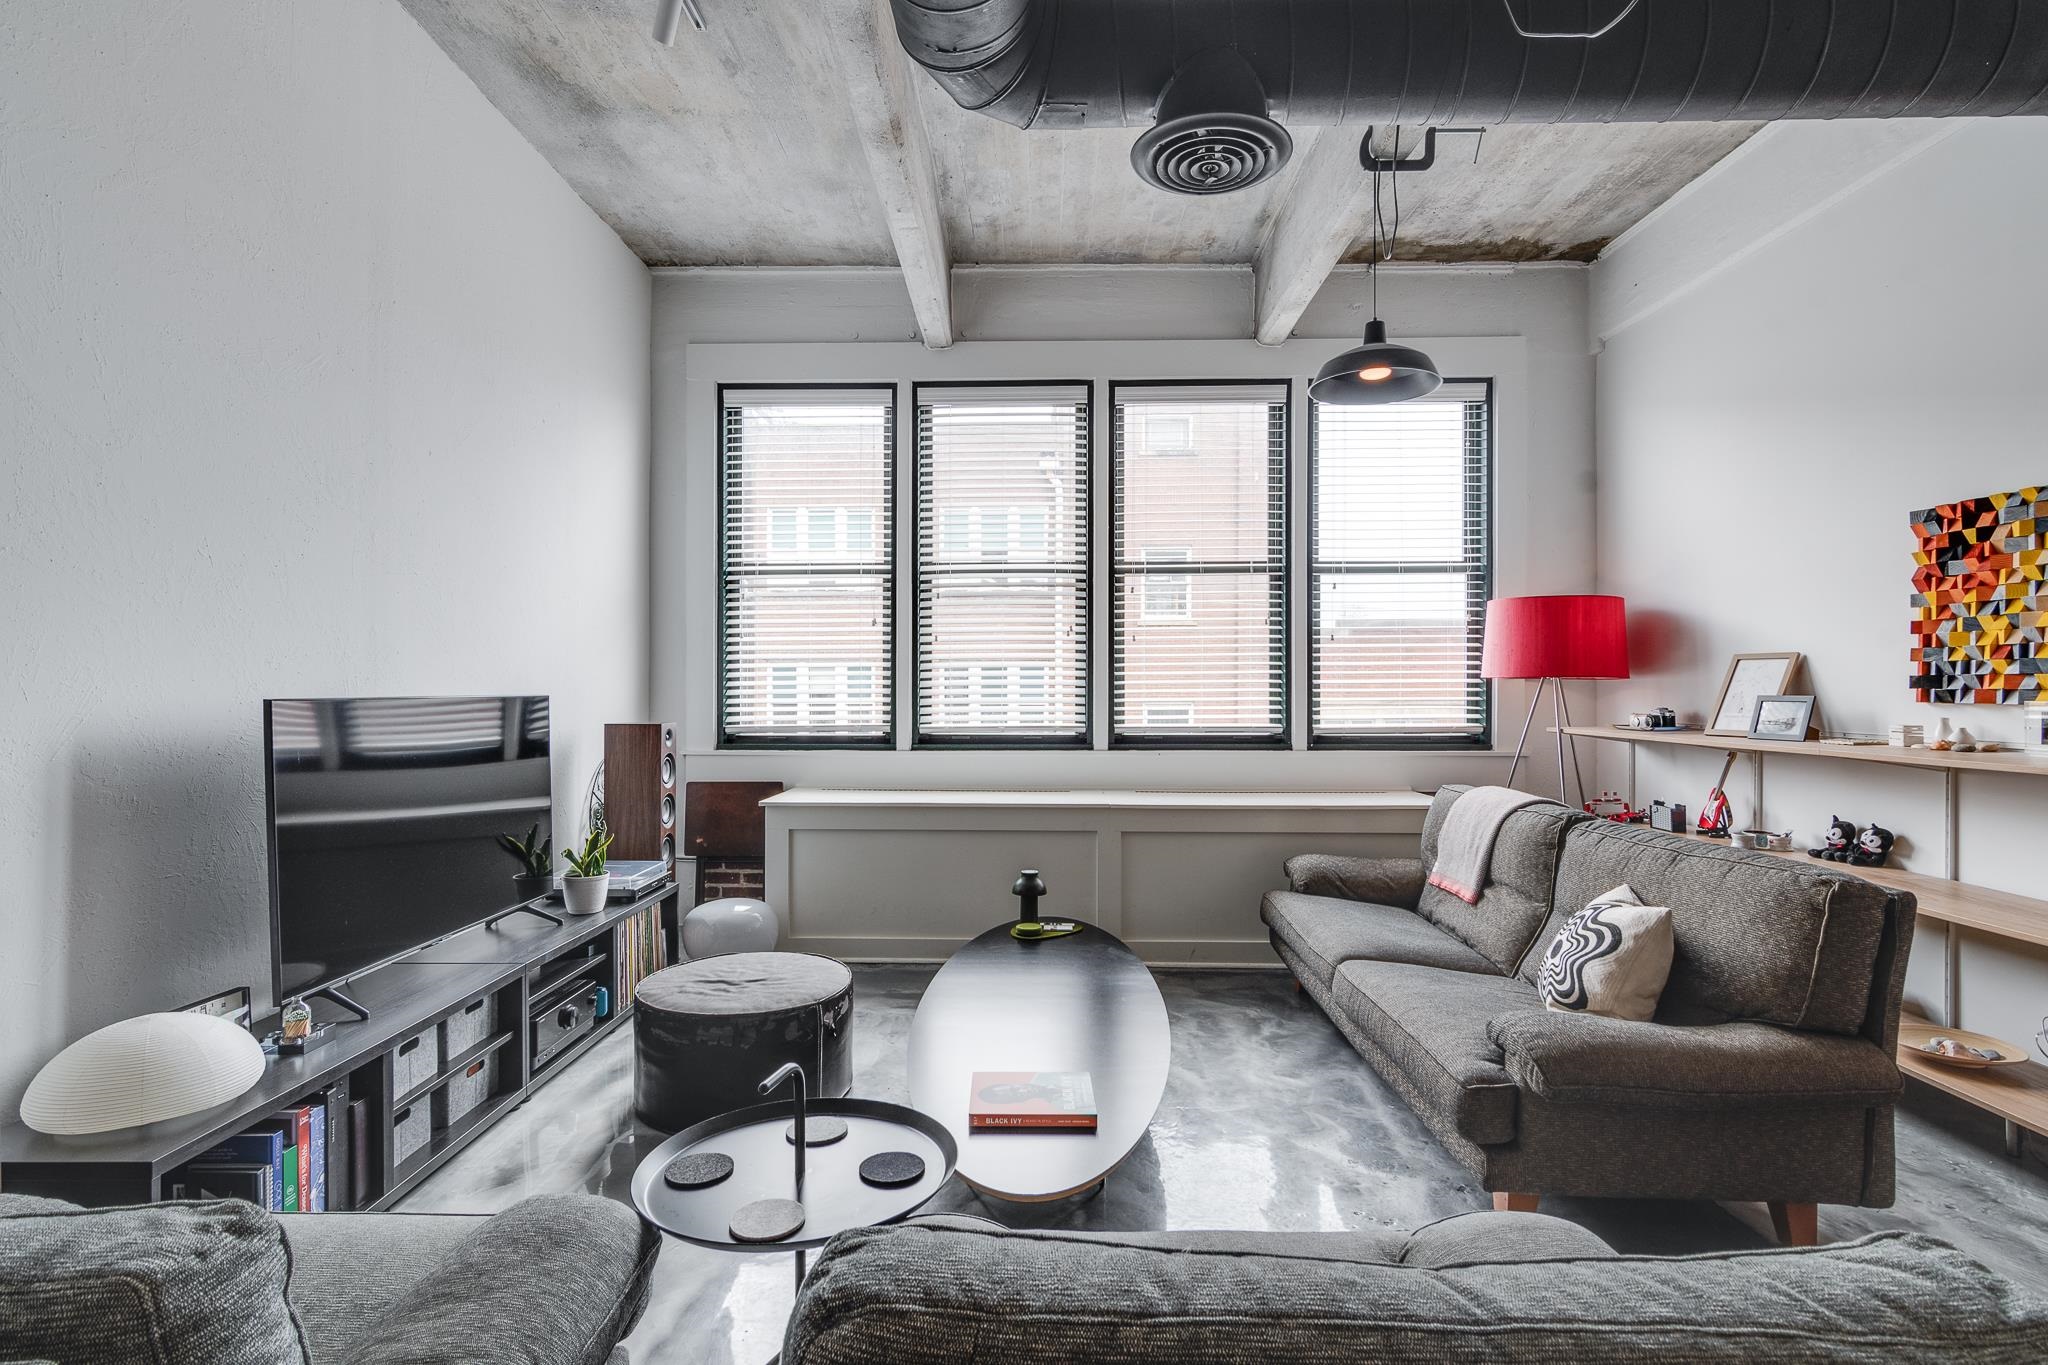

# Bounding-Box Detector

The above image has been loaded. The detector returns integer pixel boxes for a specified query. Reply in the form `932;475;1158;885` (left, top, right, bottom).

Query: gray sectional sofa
0;1191;658;1364
1264;785;1915;1235
782;1211;2048;1363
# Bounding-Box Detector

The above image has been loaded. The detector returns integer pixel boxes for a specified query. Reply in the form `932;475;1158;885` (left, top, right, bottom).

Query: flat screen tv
265;695;552;1008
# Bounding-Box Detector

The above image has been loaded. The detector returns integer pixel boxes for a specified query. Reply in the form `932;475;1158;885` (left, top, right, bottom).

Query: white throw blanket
1426;785;1545;905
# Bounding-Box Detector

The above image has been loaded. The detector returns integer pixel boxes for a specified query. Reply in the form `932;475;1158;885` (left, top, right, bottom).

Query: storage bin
392;1100;430;1168
442;994;495;1061
434;1053;497;1130
391;1027;437;1095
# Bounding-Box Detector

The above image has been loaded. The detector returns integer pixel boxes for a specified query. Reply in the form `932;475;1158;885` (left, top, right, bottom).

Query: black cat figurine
1809;816;1857;862
1848;824;1895;868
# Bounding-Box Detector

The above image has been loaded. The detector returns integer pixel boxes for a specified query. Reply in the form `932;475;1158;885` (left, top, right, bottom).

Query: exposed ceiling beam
818;0;955;347
1250;129;1376;345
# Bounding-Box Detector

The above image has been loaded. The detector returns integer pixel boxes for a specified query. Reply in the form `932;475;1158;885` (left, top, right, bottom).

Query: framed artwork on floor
1706;652;1803;736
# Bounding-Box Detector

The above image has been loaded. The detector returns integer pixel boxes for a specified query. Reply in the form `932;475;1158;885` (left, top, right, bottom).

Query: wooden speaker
603;723;677;865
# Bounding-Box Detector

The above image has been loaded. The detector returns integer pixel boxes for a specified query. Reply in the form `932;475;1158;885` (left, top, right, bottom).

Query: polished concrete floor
399;966;2048;1365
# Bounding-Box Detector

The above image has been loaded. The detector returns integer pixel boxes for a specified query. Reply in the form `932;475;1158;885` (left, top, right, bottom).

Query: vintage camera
1649;800;1689;834
1625;707;1679;730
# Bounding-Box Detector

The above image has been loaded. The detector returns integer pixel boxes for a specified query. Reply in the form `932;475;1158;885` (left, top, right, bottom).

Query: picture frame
178;985;253;1032
1706;652;1804;736
1748;694;1817;743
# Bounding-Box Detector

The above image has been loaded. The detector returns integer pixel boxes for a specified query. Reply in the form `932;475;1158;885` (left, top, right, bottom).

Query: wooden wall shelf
1559;725;2048;778
1899;1015;2048;1146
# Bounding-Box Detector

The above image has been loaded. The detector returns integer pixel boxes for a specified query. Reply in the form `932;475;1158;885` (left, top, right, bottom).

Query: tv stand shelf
0;882;680;1211
1564;723;2048;1157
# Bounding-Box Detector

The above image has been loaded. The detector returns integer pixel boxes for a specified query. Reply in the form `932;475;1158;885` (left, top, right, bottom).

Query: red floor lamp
1482;595;1629;807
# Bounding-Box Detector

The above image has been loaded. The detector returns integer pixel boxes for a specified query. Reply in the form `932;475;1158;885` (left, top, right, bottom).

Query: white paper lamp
21;1012;266;1135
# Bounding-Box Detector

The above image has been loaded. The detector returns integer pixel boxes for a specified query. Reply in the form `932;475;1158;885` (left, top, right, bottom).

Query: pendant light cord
1366;126;1404;318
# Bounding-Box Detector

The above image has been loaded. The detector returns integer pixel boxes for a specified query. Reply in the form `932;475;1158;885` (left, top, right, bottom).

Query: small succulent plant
495;823;552;877
561;827;614;879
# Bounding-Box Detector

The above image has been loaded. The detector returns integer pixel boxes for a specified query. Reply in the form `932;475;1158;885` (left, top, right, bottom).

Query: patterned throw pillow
1538;884;1675;1021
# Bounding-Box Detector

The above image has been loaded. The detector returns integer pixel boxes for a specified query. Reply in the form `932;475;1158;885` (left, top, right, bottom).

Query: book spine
294;1107;312;1212
323;1078;352;1213
348;1098;371;1210
279;1142;299;1212
308;1103;327;1212
968;1115;1100;1130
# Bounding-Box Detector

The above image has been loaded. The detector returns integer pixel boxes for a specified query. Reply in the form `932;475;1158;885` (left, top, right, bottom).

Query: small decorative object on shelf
496;822;554;905
1809;817;1858;862
1900;1020;2032;1071
1621;708;1681;730
1582;792;1646;823
560;827;615;916
1929;717;1955;751
1731;829;1794;852
1952;726;1980;753
1649;800;1688;834
1849;824;1896;867
278;997;314;1055
1889;723;1924;748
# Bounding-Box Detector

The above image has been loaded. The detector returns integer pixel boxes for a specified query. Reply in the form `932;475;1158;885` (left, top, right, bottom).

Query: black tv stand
485;901;564;931
306;983;373;1022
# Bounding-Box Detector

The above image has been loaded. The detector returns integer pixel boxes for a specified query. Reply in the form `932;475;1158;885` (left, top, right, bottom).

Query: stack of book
171;1077;369;1213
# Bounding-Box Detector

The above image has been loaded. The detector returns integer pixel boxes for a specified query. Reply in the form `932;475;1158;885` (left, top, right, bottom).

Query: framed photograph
1748;694;1816;742
1707;652;1804;736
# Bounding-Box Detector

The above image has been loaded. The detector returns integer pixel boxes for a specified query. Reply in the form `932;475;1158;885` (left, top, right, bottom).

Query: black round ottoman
634;952;853;1132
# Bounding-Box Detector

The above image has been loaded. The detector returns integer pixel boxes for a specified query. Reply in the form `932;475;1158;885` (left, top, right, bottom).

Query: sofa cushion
1527;822;1892;1036
786;1221;2048;1365
1283;853;1427;907
1263;891;1497;990
1332;960;1543;1144
1489;1012;1904;1111
1398;1210;1616;1267
283;1210;484;1361
330;1194;658;1365
0;1198;310;1365
1418;785;1583;972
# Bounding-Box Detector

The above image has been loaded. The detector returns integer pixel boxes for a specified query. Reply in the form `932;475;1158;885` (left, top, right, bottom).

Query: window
915;385;1089;744
1310;381;1492;745
1112;383;1288;744
719;387;894;745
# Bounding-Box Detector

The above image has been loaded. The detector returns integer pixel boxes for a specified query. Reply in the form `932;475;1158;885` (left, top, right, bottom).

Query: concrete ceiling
398;0;1758;337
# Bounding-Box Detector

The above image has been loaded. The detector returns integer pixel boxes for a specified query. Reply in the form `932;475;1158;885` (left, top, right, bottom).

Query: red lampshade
1481;595;1630;680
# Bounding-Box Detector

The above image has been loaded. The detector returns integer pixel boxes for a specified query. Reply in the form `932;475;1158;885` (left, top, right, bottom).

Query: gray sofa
782;1212;2048;1363
0;1191;657;1364
1263;785;1915;1237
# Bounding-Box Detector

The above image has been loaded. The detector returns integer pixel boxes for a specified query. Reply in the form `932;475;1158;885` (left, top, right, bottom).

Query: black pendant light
1309;129;1441;407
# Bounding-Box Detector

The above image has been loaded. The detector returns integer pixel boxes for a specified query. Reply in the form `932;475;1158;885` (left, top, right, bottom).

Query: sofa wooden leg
1492;1191;1540;1213
1768;1201;1818;1247
1292;976;1303;994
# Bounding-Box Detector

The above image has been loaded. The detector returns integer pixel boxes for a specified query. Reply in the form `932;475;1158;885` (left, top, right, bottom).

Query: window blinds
1310;381;1491;743
720;388;894;743
915;385;1089;742
1112;383;1288;742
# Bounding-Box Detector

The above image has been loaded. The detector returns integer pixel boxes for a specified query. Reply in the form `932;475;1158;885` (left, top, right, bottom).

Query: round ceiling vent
1132;112;1292;195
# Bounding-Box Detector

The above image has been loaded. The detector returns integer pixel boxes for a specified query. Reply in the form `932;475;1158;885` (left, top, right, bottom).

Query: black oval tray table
630;1096;956;1290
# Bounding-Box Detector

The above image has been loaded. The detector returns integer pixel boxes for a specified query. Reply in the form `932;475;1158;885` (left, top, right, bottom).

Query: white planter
561;872;610;916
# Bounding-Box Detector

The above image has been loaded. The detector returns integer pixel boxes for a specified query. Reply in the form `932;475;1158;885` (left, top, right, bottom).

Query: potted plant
495;823;553;905
559;827;614;916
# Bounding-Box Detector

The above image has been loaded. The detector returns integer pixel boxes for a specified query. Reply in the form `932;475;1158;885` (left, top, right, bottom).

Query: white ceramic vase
562;872;611;916
681;896;780;958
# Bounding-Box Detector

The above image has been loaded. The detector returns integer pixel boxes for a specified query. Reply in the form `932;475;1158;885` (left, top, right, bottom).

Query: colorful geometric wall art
1909;486;2046;704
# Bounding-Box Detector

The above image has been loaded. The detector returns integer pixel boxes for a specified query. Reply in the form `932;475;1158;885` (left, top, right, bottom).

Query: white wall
652;263;1596;792
0;2;653;1113
1593;119;2048;1045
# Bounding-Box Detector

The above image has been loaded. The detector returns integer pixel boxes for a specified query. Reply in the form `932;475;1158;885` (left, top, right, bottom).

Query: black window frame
1306;377;1495;751
1107;377;1292;751
716;381;899;751
910;379;1094;750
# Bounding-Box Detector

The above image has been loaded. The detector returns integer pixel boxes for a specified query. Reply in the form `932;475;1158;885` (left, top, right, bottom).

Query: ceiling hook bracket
1360;126;1437;175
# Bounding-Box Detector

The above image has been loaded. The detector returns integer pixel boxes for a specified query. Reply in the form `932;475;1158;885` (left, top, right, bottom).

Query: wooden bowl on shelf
1898;1021;2033;1070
